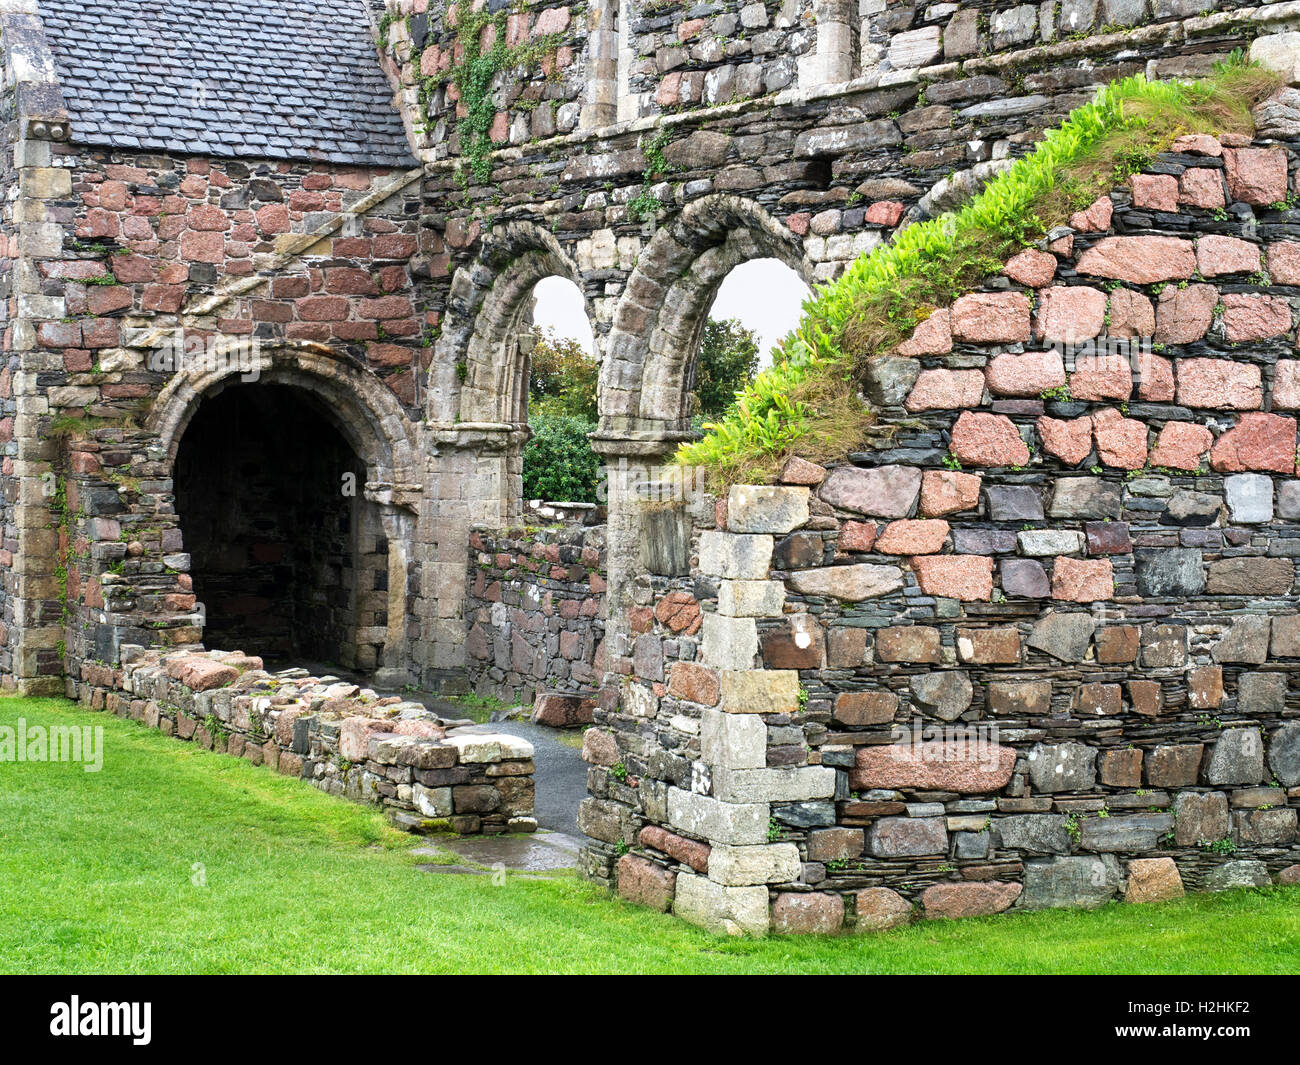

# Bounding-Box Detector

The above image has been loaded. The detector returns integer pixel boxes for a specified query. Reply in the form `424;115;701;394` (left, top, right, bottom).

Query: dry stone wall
586;127;1300;934
68;646;537;835
465;509;608;703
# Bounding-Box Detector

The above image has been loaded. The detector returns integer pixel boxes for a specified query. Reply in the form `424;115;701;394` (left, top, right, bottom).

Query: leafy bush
522;414;602;504
677;60;1278;489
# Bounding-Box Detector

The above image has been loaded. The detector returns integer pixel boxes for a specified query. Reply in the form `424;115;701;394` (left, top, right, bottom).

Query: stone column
2;0;74;693
670;485;835;936
419;422;529;689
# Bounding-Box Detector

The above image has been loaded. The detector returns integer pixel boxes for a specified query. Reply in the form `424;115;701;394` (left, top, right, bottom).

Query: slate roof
39;0;417;167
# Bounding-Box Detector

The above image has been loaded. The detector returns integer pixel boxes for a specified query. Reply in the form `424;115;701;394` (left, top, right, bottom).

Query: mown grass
677;60;1279;488
1;697;1298;974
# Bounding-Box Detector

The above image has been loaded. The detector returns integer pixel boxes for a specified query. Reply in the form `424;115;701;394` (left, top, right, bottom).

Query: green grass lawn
1;696;1297;974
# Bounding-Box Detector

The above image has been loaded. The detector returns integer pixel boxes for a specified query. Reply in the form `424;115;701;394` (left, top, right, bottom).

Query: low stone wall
583;123;1300;934
465;516;607;708
69;647;536;835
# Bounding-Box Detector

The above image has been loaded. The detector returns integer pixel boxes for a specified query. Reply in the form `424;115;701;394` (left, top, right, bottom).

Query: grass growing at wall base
677;60;1279;488
2;696;1299;974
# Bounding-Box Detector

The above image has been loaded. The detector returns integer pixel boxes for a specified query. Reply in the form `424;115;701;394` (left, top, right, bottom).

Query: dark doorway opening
174;383;385;669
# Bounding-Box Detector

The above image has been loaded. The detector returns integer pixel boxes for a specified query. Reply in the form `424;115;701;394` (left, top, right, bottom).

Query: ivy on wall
388;3;568;186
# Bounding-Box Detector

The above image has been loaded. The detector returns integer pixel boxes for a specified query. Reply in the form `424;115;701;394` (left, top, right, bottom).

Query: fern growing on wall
677;58;1279;488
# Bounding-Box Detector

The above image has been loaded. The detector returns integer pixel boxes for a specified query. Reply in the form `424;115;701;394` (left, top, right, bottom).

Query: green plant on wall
676;59;1278;488
403;4;565;187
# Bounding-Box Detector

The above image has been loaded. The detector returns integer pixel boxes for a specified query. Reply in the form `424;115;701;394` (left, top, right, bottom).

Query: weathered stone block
1203;860;1271;892
772;892;844;934
673;873;770;936
786;563;904;600
851;741;1016;793
819;465;922;518
720;669;800;714
701;709;766;770
701;613;758;670
868;816;948;857
1021;856;1120;910
921;881;1021;919
988;679;1052;716
910;671;974;721
727;485;810;534
806;827;865;863
1268;723;1300;787
1146;745;1203;789
667;787;769;845
995;814;1070;854
712;766;836;804
1173;791;1229;847
717;579;785;617
1079;812;1173;852
1202;727;1266;786
617;854;676;912
854;887;913;932
698;531;773;579
708;842;801;886
1027;742;1096;792
1125;858;1185;904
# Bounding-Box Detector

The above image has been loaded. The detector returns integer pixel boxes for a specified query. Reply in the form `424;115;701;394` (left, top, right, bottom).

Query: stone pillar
670;485;834;936
419;423;528;689
798;0;855;89
2;0;74;693
580;0;618;130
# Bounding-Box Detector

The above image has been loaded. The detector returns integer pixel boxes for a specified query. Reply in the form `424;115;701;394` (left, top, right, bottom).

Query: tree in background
524;329;601;502
521;319;761;502
528;329;598;419
693;318;760;419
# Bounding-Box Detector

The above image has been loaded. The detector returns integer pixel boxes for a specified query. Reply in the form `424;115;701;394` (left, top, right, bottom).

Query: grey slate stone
1202;727;1266;787
1021;856;1120;910
1078;812;1173;852
1212;616;1272;665
1134;548;1205;597
1203;860;1271;892
909;672;973;722
993;814;1070;854
1048;477;1122;519
1027;742;1097;792
1239;673;1288;717
1000;558;1050;598
40;0;417;167
1026;612;1094;662
1268;723;1300;787
984;485;1044;521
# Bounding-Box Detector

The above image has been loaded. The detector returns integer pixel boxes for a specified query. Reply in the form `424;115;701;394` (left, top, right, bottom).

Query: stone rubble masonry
69;647;535;836
17;0;1300;938
591;119;1300;937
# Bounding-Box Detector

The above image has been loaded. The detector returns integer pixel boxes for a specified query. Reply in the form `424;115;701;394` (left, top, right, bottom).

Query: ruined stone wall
0;44;21;684
586;128;1300;934
9;133;428;689
465;511;607;701
67;646;537;835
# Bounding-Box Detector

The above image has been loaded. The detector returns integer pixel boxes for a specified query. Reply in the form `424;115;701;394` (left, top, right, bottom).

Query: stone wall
586;126;1300;934
69;646;537;834
465;510;607;702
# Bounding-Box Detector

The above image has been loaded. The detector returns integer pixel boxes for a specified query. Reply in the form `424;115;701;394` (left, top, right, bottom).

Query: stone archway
147;343;421;685
597;194;812;446
593;194;814;680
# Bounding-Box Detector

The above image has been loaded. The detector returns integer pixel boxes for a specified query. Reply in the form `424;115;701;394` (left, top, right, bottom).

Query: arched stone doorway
173;382;375;668
147;345;421;685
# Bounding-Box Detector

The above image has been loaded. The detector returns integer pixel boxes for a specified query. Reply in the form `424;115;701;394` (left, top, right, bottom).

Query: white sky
531;259;812;368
